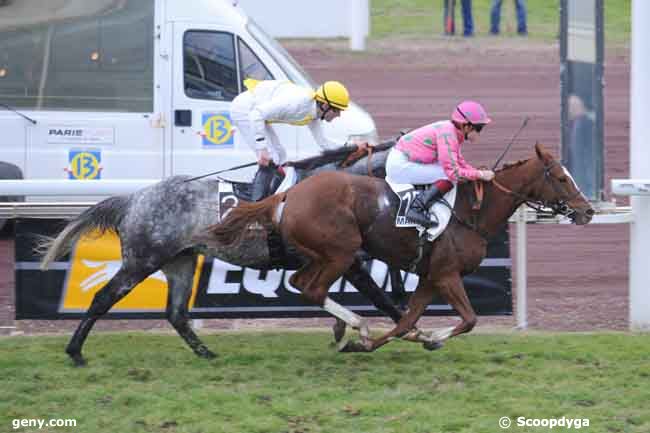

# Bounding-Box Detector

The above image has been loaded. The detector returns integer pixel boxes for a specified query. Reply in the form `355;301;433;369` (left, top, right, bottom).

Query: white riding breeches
385;148;450;185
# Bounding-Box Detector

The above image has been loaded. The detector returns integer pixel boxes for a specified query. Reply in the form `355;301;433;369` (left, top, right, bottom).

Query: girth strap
473;181;484;211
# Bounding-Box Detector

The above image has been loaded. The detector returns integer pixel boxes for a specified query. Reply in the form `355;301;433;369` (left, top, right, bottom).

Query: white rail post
349;0;369;51
515;206;528;329
629;0;650;331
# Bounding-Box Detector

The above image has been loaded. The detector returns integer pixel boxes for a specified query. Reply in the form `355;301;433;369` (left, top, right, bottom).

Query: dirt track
0;38;631;334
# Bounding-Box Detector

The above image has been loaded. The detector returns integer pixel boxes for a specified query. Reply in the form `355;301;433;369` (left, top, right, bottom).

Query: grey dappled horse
40;142;406;366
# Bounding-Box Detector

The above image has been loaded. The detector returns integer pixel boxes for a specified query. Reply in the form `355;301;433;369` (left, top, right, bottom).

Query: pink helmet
451;100;492;125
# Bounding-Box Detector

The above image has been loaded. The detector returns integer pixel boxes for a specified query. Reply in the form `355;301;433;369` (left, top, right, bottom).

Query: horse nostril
586;208;595;217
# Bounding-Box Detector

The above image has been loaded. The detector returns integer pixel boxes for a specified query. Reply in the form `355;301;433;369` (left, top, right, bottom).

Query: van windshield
0;0;154;111
246;19;316;88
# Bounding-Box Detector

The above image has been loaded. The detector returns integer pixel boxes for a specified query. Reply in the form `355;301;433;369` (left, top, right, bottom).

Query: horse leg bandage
324;297;363;329
429;326;455;342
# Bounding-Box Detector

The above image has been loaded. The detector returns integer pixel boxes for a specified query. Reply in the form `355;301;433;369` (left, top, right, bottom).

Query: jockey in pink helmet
385;100;495;228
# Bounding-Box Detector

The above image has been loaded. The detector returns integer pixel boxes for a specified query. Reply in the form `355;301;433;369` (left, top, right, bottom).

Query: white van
0;0;377;195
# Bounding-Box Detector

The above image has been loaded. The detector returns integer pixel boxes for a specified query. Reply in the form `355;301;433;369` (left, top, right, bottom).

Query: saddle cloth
386;179;457;242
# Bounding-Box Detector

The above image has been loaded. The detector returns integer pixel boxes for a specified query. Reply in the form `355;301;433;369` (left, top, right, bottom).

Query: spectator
443;0;474;37
490;0;527;36
567;94;597;200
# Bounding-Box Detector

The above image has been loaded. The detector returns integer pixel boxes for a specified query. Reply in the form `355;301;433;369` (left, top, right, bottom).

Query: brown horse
209;143;594;352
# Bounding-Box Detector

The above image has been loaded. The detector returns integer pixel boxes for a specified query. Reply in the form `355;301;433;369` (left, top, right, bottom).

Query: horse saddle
225;167;289;202
386;179;457;242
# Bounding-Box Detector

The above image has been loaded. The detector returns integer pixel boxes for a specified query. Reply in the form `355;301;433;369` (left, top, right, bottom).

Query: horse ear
535;141;547;160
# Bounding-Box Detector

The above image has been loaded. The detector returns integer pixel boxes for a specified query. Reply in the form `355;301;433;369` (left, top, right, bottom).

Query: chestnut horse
209;143;594;351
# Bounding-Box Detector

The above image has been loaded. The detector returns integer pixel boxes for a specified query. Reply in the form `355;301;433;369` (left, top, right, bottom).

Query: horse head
498;143;594;225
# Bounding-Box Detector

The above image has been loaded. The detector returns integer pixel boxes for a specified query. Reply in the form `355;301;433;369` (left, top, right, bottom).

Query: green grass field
2;332;649;433
372;0;630;43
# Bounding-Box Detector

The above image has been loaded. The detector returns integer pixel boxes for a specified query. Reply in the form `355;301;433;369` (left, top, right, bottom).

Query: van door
0;118;26;173
171;23;296;181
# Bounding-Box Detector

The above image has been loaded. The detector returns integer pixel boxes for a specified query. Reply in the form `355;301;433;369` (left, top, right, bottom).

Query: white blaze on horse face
562;166;589;202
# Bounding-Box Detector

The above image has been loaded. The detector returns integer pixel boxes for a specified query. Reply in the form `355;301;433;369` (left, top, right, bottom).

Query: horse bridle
440;160;583;242
491;160;583;219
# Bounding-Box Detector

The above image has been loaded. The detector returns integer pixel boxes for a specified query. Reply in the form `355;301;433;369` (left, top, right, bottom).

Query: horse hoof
332;319;347;343
401;329;422;343
197;348;217;359
338;340;371;353
69;353;87;367
358;323;370;341
422;340;444;351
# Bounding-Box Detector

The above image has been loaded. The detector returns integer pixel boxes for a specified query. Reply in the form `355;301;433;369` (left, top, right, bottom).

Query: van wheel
0;161;24;234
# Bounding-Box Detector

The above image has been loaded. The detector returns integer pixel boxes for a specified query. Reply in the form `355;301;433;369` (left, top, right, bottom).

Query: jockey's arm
248;107;271;152
437;133;482;182
457;151;494;181
307;120;344;151
248;93;303;150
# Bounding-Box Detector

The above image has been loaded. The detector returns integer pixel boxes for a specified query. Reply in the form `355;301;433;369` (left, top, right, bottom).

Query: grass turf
2;331;649;432
371;0;630;43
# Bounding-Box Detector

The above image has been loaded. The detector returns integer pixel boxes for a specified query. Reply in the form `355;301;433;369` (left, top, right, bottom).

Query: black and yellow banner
15;219;512;319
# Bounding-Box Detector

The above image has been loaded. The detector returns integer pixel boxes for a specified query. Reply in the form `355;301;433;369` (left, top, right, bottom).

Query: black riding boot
406;185;446;228
251;164;276;201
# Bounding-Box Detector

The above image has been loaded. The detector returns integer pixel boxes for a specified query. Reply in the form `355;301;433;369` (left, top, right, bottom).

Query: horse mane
287;140;396;171
497;158;530;172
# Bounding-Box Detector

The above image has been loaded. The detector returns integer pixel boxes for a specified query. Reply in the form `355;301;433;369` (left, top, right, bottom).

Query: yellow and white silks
230;79;342;164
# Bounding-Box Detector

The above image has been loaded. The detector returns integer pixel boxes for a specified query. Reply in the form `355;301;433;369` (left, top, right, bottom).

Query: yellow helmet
314;81;350;110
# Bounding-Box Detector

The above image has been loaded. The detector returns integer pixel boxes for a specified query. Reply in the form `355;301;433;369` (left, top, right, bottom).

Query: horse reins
491;160;583;217
438;160;581;242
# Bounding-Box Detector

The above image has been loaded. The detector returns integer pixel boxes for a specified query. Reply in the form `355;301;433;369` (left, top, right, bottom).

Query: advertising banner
15;219;512;319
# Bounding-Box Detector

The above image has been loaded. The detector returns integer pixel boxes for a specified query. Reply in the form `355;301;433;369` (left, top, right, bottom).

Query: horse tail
39;196;130;270
209;193;286;246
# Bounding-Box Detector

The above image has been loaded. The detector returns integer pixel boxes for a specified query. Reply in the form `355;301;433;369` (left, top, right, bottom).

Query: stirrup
407;210;436;229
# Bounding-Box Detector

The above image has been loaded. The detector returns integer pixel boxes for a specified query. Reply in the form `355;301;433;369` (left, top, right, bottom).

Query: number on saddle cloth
386;180;457;242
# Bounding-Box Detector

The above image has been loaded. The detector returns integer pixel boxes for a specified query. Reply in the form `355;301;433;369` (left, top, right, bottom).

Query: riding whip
183;161;258;182
1;103;37;124
491;116;530;171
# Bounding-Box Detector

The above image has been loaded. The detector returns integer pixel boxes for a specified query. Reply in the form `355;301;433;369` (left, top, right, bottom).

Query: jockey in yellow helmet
230;80;354;201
